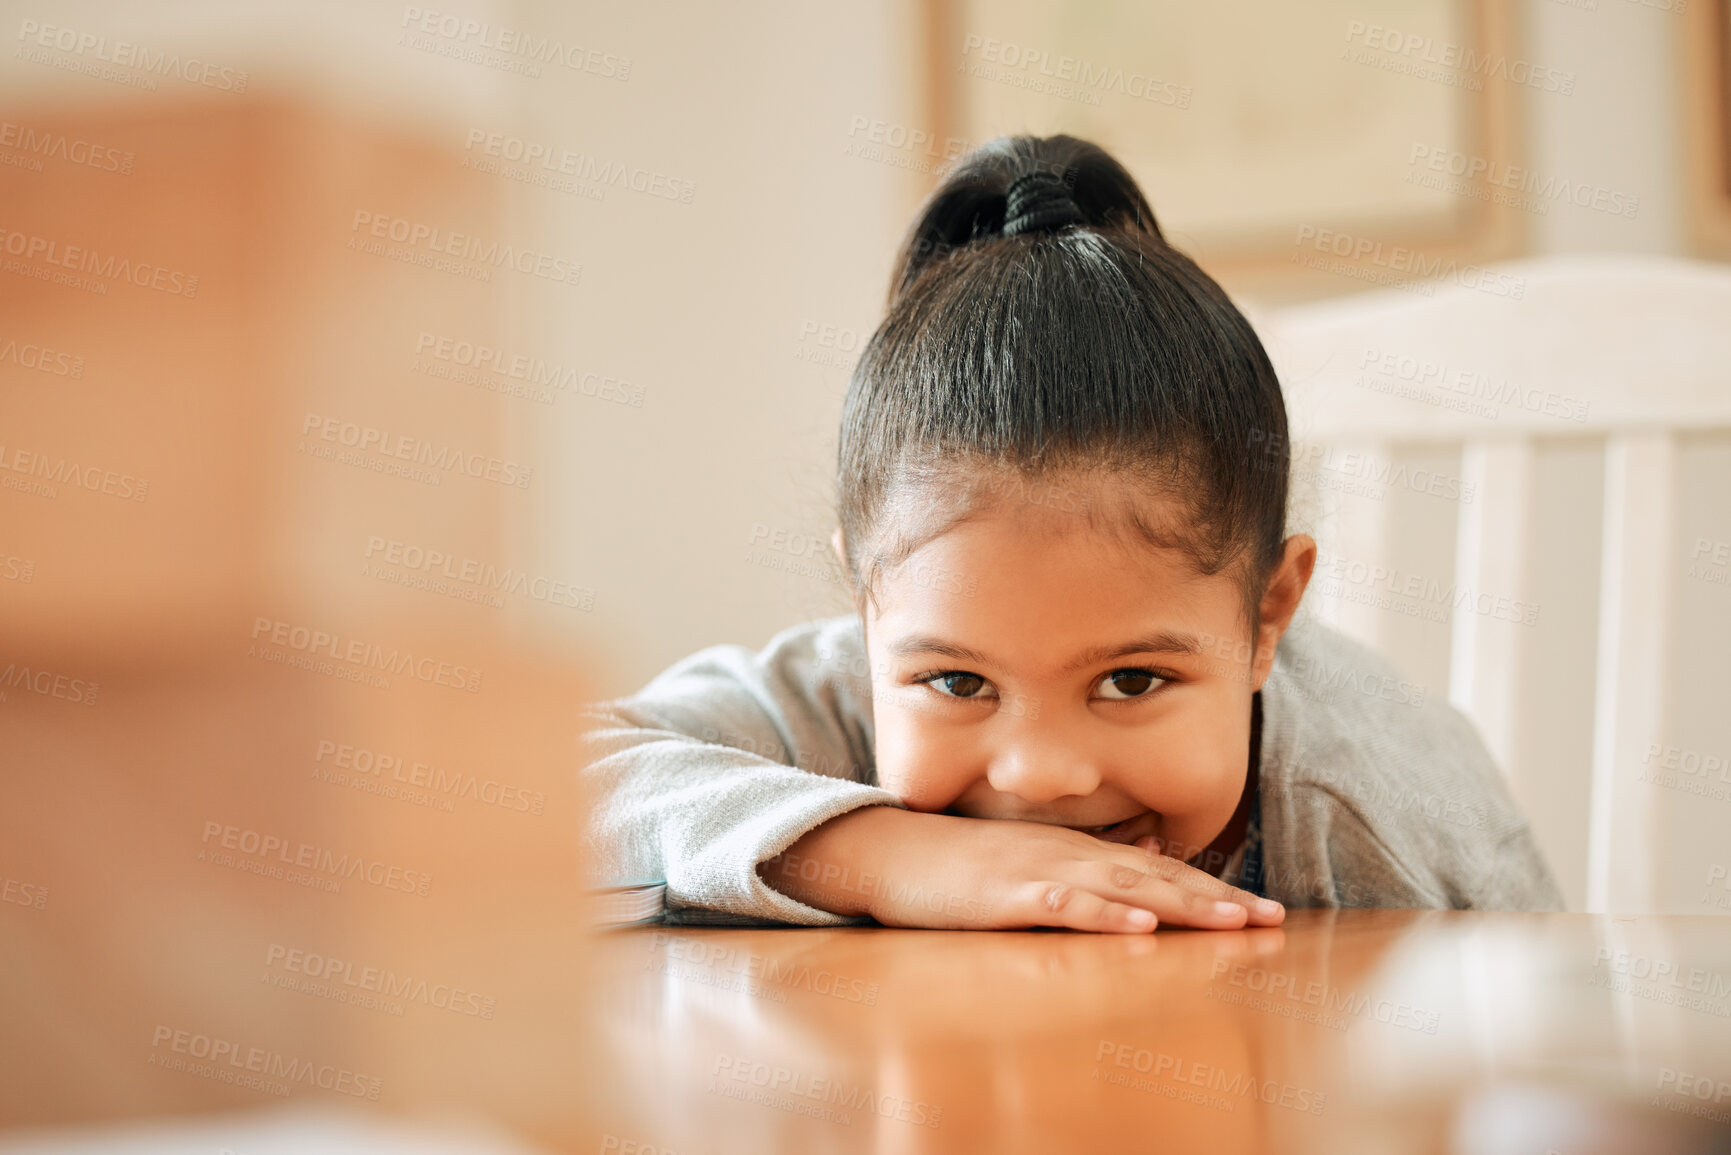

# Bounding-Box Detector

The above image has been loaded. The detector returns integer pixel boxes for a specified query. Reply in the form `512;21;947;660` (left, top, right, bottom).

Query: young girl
582;134;1563;932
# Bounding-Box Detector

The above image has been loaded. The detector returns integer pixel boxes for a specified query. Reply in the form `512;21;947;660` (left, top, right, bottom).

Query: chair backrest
1256;255;1731;914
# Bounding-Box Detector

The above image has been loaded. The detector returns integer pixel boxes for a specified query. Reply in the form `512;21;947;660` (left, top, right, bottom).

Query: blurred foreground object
0;93;607;1146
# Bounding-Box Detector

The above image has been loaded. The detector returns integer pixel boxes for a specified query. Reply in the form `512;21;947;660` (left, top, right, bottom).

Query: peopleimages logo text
0;226;198;296
16;20;249;90
399;8;631;79
0;120;133;173
249;617;483;692
349;211;580;286
149;1025;380;1098
201;820;432;897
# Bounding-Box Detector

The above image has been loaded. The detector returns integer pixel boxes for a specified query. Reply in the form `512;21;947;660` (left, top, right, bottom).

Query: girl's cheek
1126;755;1217;814
872;715;974;809
1126;707;1246;810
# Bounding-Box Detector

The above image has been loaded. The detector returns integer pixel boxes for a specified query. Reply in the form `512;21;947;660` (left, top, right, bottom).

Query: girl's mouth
1071;810;1159;848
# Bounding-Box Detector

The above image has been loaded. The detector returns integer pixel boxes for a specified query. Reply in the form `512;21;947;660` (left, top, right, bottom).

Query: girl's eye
920;671;993;699
1095;669;1164;700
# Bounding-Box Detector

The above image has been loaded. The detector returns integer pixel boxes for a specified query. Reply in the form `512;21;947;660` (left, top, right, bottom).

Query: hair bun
1002;169;1084;237
888;135;1163;304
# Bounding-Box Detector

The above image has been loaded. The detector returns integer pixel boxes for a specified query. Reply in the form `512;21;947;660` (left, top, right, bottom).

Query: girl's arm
580;618;904;925
757;805;1284;932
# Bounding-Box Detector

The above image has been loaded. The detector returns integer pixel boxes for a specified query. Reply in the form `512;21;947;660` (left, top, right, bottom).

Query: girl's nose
984;733;1102;805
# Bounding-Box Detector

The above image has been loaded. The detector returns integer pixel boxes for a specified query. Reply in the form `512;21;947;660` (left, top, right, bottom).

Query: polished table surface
584;911;1731;1155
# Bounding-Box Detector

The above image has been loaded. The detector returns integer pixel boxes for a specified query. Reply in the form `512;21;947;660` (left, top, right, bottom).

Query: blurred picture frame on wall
1684;0;1731;257
925;0;1527;302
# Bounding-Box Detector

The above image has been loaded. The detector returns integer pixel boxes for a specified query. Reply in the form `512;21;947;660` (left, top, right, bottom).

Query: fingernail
1129;909;1155;929
1213;901;1242;917
1255;898;1282;914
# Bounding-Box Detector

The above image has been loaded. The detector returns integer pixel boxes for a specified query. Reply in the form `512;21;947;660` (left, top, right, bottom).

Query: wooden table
580;911;1731;1155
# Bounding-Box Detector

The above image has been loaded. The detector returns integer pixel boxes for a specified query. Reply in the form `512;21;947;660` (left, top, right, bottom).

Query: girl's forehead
889;506;1207;583
880;464;1203;558
872;501;1230;618
864;518;1250;662
854;459;1252;622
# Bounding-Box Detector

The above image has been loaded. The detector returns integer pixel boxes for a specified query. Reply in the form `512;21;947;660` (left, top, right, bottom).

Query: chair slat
1449;440;1534;778
1586;433;1674;914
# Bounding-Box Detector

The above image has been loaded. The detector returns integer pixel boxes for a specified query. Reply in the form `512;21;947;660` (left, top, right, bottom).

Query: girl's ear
832;529;861;614
1250;534;1317;691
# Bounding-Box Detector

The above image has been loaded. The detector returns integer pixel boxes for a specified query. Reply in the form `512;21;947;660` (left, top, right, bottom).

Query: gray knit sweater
580;615;1564;925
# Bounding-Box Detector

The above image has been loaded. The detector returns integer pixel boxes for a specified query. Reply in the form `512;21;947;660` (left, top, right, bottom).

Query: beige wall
1524;0;1687;256
505;0;931;692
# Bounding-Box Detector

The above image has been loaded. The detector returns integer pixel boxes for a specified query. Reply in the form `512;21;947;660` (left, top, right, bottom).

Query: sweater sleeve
1466;827;1567;912
579;617;904;926
1257;617;1569;912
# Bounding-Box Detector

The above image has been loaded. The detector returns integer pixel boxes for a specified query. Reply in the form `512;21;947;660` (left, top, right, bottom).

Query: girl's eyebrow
1060;632;1204;672
888;632;1204;672
889;636;993;665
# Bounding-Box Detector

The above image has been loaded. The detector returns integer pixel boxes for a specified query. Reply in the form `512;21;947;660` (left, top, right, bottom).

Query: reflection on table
588;910;1731;1155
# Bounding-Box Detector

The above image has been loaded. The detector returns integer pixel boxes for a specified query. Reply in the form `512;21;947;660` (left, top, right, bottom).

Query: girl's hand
756;805;1284;933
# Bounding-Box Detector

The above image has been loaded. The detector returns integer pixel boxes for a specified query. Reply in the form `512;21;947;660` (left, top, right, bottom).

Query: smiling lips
1067;810;1159;848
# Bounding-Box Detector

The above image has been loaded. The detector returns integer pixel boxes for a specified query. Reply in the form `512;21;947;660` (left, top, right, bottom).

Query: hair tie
1002;170;1084;237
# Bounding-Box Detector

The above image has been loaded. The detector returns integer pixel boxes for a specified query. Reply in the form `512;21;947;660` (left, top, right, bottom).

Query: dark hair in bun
837;134;1289;623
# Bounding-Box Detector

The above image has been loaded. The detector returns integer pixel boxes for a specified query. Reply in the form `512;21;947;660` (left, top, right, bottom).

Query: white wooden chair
1255;254;1731;914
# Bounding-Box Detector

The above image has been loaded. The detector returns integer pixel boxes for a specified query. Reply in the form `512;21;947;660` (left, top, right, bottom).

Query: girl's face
853;488;1314;867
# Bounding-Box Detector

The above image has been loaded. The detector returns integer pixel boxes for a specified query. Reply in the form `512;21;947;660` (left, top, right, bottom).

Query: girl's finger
1111;872;1254;929
1087;858;1279;929
1114;843;1284;925
1006;882;1159;934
